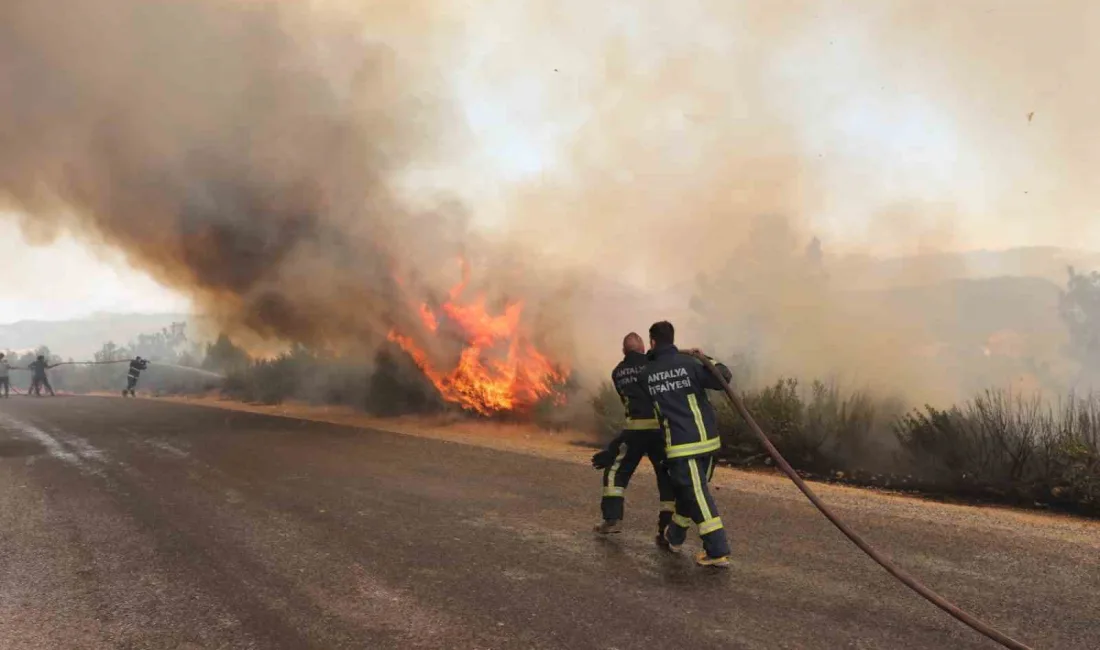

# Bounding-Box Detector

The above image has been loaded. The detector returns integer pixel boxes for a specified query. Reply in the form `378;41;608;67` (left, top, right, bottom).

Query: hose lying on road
694;354;1035;650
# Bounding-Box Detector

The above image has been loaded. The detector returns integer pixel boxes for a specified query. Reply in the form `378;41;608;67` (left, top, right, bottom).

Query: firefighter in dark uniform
124;356;148;397
592;333;676;542
644;320;733;568
0;353;11;398
28;355;56;397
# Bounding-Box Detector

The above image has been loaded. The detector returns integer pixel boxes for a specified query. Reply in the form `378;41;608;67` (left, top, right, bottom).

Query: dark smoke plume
0;0;481;354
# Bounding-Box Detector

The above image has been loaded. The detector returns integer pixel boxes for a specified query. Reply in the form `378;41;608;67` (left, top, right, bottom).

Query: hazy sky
0;219;191;323
3;0;1099;325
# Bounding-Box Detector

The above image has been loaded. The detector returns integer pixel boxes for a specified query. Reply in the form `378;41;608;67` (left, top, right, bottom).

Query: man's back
642;321;733;565
644;344;731;460
612;350;657;427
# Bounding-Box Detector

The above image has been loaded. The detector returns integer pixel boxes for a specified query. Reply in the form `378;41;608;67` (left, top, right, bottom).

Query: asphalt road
0;397;1096;649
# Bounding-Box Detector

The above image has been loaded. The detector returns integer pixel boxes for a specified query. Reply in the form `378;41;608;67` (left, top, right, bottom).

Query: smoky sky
476;0;1100;276
461;0;1100;399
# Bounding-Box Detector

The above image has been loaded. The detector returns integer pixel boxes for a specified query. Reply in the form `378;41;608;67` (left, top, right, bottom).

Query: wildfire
387;261;569;416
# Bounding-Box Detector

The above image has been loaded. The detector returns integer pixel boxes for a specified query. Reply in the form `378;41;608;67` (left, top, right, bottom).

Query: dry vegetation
595;375;1100;515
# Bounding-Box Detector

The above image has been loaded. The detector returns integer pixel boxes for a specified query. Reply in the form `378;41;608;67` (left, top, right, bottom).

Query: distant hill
0;247;1091;371
827;247;1086;362
853;275;1064;349
0;313;200;360
829;246;1100;292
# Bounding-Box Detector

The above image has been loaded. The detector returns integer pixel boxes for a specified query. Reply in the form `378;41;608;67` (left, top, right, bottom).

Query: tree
1060;266;1100;378
687;216;829;376
95;341;130;363
130;321;188;362
805;236;823;268
203;334;250;373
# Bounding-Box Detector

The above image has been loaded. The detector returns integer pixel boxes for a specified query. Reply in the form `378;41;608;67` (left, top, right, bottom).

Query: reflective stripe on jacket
644;344;731;459
612;351;659;430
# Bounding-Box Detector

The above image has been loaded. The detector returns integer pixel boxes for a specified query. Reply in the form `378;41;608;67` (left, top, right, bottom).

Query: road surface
0;397;1095;649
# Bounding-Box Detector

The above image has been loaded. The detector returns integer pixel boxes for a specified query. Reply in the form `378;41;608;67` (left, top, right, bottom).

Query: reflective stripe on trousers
663;454;730;558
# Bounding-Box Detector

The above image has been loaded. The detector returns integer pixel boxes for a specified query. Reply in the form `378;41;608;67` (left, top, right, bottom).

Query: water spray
153;363;225;379
36;359;222;378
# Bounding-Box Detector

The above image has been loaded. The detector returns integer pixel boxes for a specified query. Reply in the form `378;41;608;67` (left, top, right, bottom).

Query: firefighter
644;320;733;568
124;356;148;397
592;333;676;543
0;353;10;398
27;355;56;397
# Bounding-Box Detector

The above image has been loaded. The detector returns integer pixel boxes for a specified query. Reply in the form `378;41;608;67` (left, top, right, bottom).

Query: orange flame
387;262;568;416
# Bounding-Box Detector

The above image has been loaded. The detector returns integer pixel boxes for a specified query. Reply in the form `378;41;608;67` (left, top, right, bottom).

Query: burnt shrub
713;378;897;473
894;390;1100;512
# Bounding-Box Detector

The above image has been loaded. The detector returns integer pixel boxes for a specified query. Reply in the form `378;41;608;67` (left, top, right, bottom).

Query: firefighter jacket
28;360;49;379
644;344;732;460
611;351;659;430
129;359;148;377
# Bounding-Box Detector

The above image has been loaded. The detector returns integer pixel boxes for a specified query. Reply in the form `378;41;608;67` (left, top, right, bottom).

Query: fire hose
57;360;223;377
5;359;222;395
48;359;132;368
16;359;221;377
4;360;130;396
694;354;1034;650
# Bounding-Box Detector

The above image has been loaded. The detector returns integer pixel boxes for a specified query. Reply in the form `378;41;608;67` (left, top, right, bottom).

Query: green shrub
590;381;627;442
713;378;894;471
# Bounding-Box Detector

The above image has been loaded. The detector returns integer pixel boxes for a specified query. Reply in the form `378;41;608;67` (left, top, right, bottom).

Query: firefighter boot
660;528;682;554
695;551;730;568
655;510;673;549
593;520;622;535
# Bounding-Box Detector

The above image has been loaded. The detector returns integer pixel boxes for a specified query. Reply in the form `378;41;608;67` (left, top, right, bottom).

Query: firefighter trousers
30;377;54;396
601;429;676;532
665;454;731;558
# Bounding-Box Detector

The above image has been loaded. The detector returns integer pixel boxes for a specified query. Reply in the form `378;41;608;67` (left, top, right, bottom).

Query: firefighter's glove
592;449;616;470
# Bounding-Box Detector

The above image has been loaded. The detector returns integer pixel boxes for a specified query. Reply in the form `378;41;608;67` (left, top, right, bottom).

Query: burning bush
385;259;570;418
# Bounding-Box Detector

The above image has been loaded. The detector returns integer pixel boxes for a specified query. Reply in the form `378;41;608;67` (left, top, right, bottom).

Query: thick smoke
463;0;1100;401
4;1;1098;405
0;0;495;356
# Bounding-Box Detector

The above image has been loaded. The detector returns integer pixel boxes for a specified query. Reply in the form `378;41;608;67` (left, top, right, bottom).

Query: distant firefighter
124;356;149;397
27;355;56;397
0;352;11;398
